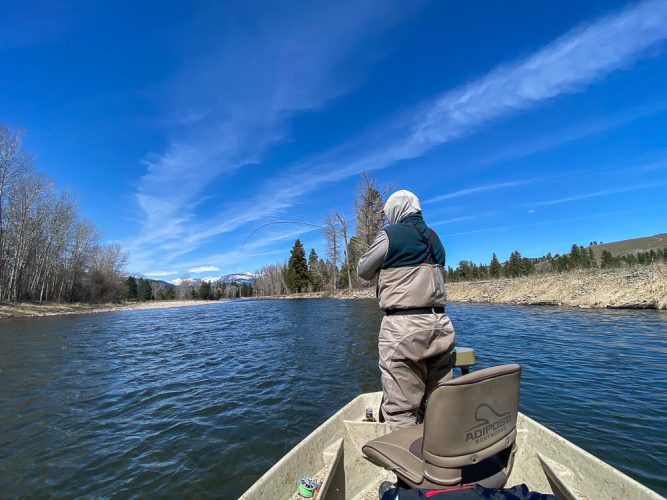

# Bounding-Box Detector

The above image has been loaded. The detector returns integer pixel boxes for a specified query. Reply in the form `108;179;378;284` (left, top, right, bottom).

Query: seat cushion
362;424;424;485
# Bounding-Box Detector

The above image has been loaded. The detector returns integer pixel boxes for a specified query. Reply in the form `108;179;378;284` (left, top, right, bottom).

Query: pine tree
457;261;473;281
308;248;321;292
601;250;616;269
137;278;153;301
505;251;523;278
489;253;501;278
570;244;581;268
198;281;212;300
284;239;310;293
126;276;138;300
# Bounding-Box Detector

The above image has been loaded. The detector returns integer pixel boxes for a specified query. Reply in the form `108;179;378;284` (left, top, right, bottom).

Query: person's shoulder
383;223;411;236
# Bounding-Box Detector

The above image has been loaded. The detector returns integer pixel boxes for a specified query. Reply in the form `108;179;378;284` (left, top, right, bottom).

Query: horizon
2;1;667;279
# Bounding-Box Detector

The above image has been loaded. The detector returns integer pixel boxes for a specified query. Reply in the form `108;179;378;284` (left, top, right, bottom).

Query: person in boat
357;189;455;431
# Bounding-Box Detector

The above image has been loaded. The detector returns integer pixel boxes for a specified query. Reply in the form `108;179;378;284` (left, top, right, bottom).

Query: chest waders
378;221;438;424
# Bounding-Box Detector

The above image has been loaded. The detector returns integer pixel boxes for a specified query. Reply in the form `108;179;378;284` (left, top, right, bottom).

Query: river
1;300;666;498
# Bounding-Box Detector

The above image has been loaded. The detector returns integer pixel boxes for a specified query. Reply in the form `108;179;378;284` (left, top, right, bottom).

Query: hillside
588;233;667;259
531;233;666;272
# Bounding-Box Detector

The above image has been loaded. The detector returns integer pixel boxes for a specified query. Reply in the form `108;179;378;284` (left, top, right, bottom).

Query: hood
384;190;421;224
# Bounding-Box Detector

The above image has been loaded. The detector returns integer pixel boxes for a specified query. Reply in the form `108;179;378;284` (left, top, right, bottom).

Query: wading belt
385;307;445;315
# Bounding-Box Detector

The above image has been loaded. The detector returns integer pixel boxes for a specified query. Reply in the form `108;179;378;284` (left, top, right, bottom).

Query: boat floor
244;392;661;499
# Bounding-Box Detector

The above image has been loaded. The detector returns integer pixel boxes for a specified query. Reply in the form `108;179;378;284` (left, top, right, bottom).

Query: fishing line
238;220;371;256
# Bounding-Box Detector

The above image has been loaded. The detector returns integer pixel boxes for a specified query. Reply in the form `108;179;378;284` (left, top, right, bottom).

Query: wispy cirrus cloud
431;212;499;227
446;208;647;238
129;0;419;263
400;0;667;157
178;0;667;243
131;0;667;272
144;270;178;277
529;179;667;207
188;266;221;273
423;181;530;204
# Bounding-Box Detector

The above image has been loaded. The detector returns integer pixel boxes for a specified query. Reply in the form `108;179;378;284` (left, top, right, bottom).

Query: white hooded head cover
384;190;421;224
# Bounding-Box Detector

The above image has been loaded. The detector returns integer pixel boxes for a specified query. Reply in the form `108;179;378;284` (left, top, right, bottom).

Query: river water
0;300;666;498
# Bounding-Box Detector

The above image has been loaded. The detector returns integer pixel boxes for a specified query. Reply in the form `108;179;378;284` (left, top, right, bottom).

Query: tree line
447;244;667;282
446;251;537;282
123;276;254;301
254;172;385;296
0;126;127;304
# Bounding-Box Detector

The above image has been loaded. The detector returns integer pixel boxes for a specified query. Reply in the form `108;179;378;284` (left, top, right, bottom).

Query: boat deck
242;391;661;499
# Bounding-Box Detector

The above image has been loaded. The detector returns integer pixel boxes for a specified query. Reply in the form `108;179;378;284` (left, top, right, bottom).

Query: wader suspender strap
407;222;435;264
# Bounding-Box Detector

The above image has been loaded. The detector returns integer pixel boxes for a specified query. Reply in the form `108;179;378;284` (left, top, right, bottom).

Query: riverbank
261;264;667;310
0;300;220;319
3;265;664;317
447;264;667;309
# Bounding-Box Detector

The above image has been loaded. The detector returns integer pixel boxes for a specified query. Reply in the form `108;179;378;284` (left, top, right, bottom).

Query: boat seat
362;364;521;490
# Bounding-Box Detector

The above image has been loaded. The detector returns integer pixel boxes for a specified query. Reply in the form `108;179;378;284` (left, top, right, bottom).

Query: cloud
145;270;178;277
176;225;319;273
131;0;667;270
130;1;418;259
424;181;530;204
431;212;499;227
188;266;221;273
401;0;667;157
446;208;646;238
217;0;667;222
529;179;667;207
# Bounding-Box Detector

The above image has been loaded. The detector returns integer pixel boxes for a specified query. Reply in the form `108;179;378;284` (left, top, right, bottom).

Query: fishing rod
238;220;371;256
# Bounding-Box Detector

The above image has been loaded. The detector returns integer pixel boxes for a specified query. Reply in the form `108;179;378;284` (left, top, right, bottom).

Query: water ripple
0;301;665;497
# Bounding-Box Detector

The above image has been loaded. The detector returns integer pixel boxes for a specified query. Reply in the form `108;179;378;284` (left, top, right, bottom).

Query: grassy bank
447;263;667;309
261;264;667;310
0;300;220;319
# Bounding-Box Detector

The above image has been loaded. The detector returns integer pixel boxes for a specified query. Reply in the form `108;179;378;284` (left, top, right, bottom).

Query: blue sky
2;0;667;279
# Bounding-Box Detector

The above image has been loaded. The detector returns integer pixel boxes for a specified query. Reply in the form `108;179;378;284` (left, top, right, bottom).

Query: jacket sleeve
357;230;388;280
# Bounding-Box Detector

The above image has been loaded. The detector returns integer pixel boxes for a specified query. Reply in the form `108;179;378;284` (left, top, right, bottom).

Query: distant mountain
219;272;256;284
153;279;175;288
168;277;193;286
169;272;257;286
124;277;176;288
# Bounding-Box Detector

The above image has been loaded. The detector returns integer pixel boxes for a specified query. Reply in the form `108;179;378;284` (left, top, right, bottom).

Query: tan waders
379;312;455;430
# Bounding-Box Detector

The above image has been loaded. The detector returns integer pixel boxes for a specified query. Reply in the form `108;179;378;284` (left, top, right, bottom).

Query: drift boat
240;349;661;500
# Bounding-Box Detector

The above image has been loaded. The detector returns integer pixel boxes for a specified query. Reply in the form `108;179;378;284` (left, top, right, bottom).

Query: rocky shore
262;264;667;310
0;300;220;319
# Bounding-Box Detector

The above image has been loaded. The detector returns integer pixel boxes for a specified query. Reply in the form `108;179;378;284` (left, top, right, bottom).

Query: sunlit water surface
1;300;666;497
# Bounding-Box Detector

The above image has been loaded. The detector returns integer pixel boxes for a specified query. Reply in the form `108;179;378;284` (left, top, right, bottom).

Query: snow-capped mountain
201;275;223;283
169;272;256;286
220;272;257;284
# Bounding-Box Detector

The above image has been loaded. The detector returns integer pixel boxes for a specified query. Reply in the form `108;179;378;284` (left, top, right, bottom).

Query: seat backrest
421;364;521;485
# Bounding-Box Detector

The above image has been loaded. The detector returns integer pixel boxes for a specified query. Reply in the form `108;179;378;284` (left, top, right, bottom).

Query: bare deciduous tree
354;171;385;247
0;125;128;304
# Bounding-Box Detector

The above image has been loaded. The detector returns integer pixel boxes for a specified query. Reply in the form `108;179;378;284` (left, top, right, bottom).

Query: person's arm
357;230;388;280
